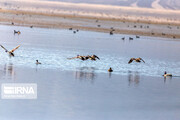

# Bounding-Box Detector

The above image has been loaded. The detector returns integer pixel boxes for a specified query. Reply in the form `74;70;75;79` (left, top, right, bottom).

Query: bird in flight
128;57;145;64
0;45;20;57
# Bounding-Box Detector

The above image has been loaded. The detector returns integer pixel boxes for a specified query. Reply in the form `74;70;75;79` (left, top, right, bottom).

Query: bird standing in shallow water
108;67;113;72
14;30;21;35
0;45;20;57
128;57;145;64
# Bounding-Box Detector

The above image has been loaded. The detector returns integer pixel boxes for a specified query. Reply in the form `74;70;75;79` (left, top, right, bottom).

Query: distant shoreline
0;0;180;38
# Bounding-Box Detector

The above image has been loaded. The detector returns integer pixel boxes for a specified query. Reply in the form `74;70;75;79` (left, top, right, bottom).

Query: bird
128;57;145;64
108;67;113;72
121;37;125;40
129;37;133;40
0;45;20;57
110;31;113;35
36;60;41;65
67;55;85;61
136;35;140;38
14;30;21;35
91;55;100;60
163;71;172;77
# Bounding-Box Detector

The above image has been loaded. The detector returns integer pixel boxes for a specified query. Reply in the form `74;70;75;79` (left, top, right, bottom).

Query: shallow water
0;25;180;76
0;25;180;120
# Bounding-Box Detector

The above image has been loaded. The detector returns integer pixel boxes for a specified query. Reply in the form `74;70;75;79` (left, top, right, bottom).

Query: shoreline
0;0;180;38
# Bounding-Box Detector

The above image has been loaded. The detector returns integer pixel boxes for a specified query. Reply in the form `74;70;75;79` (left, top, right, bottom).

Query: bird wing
67;56;79;60
94;55;100;60
10;45;20;52
139;58;145;63
128;58;135;64
0;45;9;52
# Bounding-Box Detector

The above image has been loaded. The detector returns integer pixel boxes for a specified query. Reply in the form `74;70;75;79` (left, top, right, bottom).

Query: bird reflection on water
3;63;15;80
74;67;97;84
128;71;140;86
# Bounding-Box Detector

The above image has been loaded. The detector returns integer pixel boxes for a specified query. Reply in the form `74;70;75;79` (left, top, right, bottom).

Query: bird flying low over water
128;57;145;64
163;71;172;77
0;45;20;57
67;55;100;61
67;55;85;61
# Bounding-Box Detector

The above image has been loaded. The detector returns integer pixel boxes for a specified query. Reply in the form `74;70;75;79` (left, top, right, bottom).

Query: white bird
0;45;20;57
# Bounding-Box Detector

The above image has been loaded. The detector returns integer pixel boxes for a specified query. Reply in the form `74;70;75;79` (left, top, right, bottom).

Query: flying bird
67;55;85;61
128;57;145;64
0;45;20;57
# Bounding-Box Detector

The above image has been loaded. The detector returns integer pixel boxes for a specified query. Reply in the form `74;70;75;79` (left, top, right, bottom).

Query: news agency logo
1;83;37;99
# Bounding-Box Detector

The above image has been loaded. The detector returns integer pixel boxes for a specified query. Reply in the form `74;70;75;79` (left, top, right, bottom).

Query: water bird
14;30;21;35
163;71;172;77
0;45;20;57
11;22;14;25
129;37;133;40
110;31;113;35
36;60;41;65
69;28;73;30
97;25;101;27
30;26;33;28
128;57;145;64
90;55;100;60
136;35;140;38
122;37;125;40
67;55;85;61
73;31;76;34
108;67;113;72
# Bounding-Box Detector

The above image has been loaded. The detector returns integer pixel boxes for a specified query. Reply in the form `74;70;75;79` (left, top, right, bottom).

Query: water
0;25;180;76
0;25;180;120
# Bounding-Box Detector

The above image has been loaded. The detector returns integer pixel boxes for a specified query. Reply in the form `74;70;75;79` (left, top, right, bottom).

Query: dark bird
69;28;73;30
108;67;113;72
73;31;76;34
128;57;145;64
136;35;140;38
122;37;125;40
0;45;20;57
14;30;21;35
129;37;133;40
110;31;113;35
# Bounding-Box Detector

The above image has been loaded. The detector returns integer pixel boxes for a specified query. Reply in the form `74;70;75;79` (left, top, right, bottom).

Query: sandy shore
0;0;180;38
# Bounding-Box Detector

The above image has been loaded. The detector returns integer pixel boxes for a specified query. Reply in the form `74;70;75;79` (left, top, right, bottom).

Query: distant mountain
44;0;180;10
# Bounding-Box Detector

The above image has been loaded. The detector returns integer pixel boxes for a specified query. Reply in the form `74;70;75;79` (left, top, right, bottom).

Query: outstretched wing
10;45;20;52
67;56;80;60
139;58;145;63
0;45;8;52
128;58;135;64
94;55;100;60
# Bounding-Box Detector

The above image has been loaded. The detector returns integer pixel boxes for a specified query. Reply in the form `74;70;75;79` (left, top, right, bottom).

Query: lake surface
0;25;180;120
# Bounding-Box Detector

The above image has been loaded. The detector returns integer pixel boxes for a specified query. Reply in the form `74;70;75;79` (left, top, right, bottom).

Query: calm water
0;25;180;120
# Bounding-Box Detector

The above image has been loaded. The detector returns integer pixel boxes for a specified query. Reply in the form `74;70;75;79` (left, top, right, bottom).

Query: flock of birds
67;54;172;77
1;28;172;78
